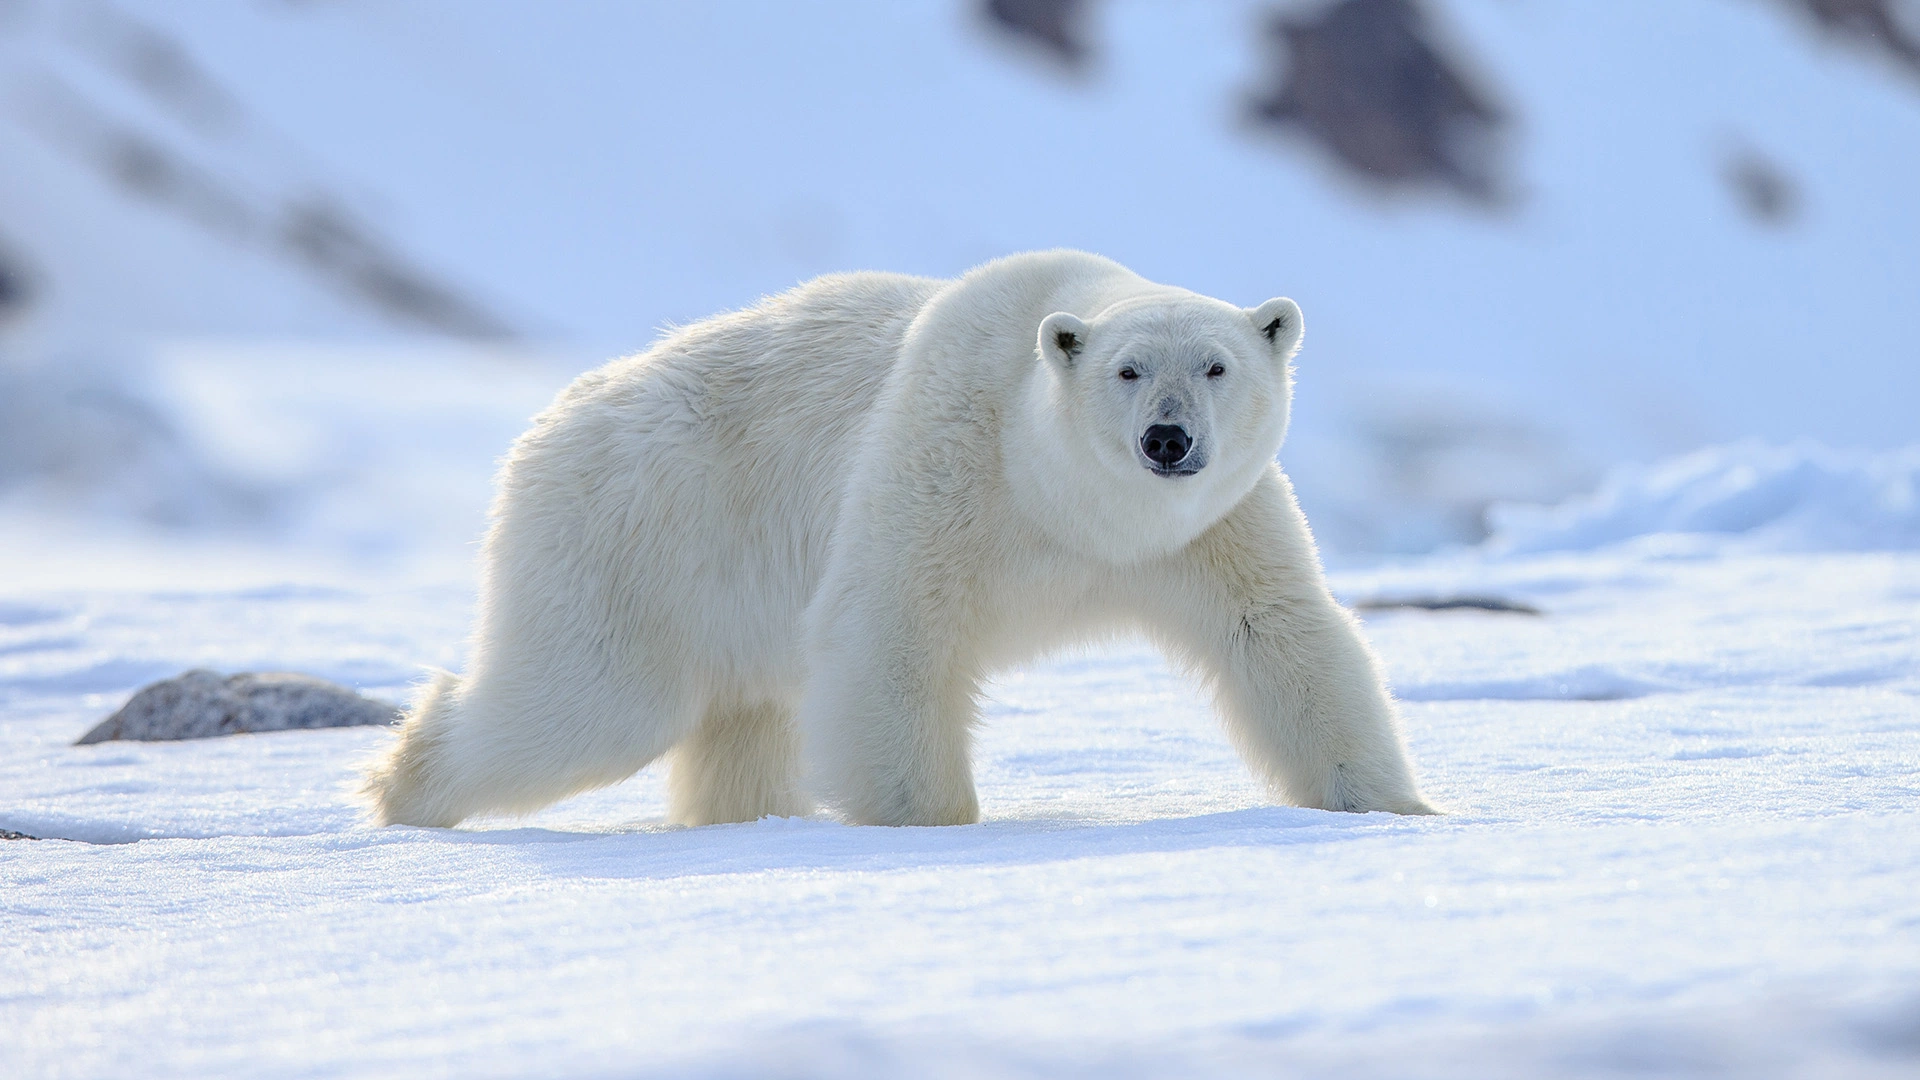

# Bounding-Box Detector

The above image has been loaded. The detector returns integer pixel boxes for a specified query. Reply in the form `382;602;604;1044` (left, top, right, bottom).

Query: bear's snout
1141;425;1192;470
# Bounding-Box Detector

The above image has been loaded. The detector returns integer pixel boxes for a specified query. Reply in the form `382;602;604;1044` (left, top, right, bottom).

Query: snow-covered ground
4;2;1918;1075
3;548;1916;1078
3;349;1916;1076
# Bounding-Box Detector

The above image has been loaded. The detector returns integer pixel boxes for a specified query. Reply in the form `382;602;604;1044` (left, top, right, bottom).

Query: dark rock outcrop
77;669;398;744
981;0;1093;70
1785;0;1920;82
0;240;31;321
1247;0;1510;204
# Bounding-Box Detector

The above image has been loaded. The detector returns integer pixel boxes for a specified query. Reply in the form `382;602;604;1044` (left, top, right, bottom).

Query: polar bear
362;250;1434;828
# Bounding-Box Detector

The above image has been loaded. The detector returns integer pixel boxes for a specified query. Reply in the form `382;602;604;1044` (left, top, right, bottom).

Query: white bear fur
362;250;1434;828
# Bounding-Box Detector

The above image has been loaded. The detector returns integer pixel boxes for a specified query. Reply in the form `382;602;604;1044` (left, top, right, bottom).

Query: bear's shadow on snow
428;805;1435;883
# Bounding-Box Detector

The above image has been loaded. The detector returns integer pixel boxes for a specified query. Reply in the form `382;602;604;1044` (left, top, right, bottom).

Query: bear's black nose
1141;424;1191;468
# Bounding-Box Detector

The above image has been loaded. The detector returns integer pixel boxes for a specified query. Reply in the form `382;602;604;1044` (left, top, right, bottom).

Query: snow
1486;440;1920;556
5;1;1920;1074
4;387;1918;1076
0;343;577;576
7;0;1920;553
2;553;1916;1077
1;267;1916;1080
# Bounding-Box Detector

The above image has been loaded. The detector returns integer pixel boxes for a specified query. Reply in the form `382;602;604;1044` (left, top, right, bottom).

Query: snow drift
1485;439;1920;555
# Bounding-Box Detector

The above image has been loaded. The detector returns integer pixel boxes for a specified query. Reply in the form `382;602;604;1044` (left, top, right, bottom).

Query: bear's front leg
1143;469;1437;815
798;570;982;826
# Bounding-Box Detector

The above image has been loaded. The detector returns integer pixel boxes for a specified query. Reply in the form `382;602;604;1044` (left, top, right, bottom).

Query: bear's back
685;271;948;530
487;271;947;694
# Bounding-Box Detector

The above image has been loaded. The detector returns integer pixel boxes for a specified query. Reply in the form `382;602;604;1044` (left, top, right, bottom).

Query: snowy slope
0;5;490;346
0;342;577;577
124;0;1920;549
5;0;1919;553
112;0;1920;450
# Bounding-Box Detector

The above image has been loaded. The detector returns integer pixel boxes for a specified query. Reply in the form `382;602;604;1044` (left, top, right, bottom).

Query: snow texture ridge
1486;439;1920;555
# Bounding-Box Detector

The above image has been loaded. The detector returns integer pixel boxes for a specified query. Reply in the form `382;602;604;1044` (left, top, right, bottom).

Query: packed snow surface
5;494;1918;1077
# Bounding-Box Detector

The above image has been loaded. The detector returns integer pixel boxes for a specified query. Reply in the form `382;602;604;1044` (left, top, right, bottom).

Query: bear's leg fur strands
668;698;811;826
1136;473;1436;816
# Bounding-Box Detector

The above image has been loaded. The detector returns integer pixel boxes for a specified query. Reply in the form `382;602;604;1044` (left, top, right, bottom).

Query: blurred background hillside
2;0;1916;569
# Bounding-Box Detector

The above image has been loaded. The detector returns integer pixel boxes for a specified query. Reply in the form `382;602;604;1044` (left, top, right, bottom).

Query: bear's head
1015;292;1303;561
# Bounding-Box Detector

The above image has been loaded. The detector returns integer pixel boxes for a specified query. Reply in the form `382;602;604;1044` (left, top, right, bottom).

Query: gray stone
77;669;399;745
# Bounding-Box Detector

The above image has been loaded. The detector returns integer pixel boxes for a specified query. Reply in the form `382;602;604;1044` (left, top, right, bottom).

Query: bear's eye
1207;362;1226;378
1118;367;1139;381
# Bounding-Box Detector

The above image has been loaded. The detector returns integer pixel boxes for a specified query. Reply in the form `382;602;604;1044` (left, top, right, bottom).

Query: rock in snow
76;669;397;745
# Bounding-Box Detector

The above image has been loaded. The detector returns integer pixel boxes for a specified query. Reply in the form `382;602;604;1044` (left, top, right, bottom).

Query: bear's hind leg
667;698;813;826
363;662;703;827
361;669;467;827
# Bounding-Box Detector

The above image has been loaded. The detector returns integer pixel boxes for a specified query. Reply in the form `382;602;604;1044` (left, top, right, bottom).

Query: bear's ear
1246;297;1303;361
1038;312;1088;371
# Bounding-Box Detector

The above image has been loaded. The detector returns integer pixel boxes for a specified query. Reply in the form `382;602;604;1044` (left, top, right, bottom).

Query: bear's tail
359;669;471;827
